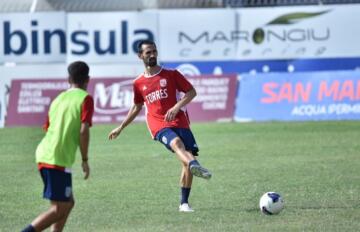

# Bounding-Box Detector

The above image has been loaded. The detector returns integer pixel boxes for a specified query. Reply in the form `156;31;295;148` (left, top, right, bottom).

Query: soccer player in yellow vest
22;61;94;232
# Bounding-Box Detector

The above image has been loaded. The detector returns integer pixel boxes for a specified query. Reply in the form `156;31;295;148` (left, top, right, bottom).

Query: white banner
0;12;66;63
158;9;237;61
158;5;360;61
67;12;158;63
236;5;360;60
1;6;360;63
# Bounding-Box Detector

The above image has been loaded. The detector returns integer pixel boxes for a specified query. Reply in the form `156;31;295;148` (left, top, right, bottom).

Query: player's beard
145;57;157;67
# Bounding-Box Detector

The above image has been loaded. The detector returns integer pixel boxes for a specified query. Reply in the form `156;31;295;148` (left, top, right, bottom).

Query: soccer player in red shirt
108;40;212;212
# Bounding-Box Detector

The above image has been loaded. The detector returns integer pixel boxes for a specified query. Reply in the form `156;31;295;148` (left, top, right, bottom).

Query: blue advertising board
162;58;360;75
234;70;360;121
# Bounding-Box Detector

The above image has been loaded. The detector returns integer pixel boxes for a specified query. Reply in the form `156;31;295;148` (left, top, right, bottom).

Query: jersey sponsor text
145;89;168;104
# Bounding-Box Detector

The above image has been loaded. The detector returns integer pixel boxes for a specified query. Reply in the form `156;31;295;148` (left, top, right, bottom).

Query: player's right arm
108;103;143;140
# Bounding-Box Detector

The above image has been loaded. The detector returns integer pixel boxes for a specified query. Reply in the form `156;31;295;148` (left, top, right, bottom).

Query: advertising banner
235;71;360;121
158;5;360;61
67;12;158;63
163;57;360;76
88;78;145;123
6;74;237;126
6;79;69;126
5;78;138;126
186;74;237;121
235;5;360;60
2;5;360;63
89;75;237;123
158;9;237;61
0;12;66;63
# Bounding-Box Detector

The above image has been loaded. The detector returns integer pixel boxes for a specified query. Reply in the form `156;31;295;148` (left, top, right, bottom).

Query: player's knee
181;161;189;168
68;199;75;210
170;137;185;151
50;202;73;218
51;226;63;232
49;205;66;219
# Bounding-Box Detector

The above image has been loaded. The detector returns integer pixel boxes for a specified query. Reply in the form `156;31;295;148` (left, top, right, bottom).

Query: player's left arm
165;71;196;122
80;95;94;180
80;122;90;180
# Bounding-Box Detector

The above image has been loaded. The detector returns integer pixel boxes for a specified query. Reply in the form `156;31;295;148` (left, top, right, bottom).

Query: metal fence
0;0;222;12
1;0;359;12
223;0;360;7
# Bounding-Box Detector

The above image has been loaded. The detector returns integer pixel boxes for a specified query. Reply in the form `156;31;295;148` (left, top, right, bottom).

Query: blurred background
1;0;360;127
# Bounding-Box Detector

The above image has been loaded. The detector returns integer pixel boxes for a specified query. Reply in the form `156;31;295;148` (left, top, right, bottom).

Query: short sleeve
174;70;193;92
81;95;94;127
133;82;144;104
43;114;50;131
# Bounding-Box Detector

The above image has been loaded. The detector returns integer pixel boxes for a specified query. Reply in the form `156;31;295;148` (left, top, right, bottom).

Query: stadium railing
1;0;360;13
223;0;360;7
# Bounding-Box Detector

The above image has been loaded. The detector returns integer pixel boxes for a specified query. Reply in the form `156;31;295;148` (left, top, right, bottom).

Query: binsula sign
66;12;157;63
0;12;157;64
0;12;67;63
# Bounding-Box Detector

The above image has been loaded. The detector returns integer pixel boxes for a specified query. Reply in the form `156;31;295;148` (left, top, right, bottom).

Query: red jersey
133;68;193;137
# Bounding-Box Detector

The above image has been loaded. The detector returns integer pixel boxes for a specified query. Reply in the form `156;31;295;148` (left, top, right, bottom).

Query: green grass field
1;121;360;231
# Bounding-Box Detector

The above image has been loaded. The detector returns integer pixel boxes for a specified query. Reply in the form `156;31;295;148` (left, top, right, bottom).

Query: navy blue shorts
155;128;199;156
40;168;72;202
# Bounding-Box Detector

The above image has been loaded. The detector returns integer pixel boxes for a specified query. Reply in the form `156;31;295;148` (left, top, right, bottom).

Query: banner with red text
235;70;360;121
6;75;237;126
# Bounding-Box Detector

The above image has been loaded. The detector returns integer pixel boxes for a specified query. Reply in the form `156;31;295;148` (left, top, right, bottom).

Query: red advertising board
88;78;145;123
186;75;237;121
6;80;69;126
6;75;237;126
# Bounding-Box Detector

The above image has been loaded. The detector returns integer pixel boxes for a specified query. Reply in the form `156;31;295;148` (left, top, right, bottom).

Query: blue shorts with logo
155;128;199;156
40;168;72;202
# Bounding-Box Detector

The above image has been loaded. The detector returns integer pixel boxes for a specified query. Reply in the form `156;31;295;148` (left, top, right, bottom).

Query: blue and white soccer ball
259;192;284;215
